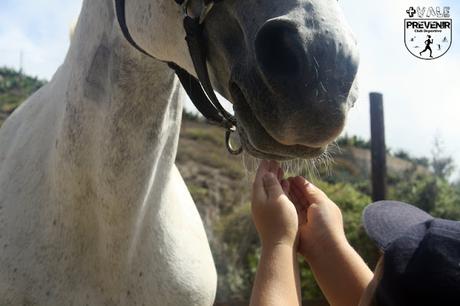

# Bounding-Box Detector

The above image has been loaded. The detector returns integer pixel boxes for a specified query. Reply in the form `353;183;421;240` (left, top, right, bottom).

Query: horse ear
69;19;77;42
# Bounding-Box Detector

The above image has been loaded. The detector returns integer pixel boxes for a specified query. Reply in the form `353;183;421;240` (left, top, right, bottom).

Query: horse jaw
124;0;198;76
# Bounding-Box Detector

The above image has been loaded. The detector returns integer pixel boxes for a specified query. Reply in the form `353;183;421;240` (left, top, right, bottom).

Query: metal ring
225;129;243;155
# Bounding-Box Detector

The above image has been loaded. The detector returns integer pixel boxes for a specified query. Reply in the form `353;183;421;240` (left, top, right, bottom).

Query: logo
404;6;452;60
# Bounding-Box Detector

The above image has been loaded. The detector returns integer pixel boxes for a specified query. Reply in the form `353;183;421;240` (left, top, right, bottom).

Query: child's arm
250;161;301;306
289;177;373;306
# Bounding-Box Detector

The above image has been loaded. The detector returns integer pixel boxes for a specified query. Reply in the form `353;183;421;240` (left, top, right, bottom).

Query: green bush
337;134;371;150
0;67;46;113
388;170;460;220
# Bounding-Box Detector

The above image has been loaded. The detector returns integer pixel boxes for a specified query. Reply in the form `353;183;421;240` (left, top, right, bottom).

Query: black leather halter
114;0;242;155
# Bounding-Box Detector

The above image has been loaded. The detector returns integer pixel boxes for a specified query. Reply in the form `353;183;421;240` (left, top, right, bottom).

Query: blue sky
0;0;459;178
0;0;82;78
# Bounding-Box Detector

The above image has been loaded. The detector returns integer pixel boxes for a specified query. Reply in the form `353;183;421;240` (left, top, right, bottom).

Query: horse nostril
255;20;303;78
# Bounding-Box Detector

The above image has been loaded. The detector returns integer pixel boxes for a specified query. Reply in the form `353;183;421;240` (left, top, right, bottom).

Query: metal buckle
181;0;215;24
225;128;243;155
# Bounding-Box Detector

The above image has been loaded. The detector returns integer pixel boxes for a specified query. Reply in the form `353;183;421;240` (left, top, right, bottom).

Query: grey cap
362;200;433;250
362;200;460;306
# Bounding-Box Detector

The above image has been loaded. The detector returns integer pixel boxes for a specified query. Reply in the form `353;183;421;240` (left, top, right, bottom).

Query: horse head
123;0;359;160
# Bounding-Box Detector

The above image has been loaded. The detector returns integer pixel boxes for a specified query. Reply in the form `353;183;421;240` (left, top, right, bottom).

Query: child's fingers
287;177;299;199
292;176;310;188
290;185;301;211
262;173;284;200
287;178;296;197
253;160;271;200
280;179;289;195
293;176;327;204
268;160;280;176
277;167;284;181
289;178;303;197
254;160;270;183
288;178;305;209
291;178;317;210
291;183;306;207
287;179;310;224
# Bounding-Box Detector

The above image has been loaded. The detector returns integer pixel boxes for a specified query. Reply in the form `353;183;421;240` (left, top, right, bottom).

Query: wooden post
370;92;387;201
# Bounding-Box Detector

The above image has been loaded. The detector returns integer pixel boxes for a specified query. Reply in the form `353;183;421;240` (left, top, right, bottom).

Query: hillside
0;67;46;123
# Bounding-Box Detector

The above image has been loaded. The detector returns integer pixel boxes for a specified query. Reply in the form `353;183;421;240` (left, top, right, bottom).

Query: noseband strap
114;0;241;154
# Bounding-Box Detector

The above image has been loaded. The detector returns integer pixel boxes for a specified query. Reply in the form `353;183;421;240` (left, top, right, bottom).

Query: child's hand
288;176;347;262
251;161;298;248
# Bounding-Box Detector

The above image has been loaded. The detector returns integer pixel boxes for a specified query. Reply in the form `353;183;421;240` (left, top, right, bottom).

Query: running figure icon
420;35;434;58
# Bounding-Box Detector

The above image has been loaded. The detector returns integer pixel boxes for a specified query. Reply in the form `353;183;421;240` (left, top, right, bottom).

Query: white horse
0;0;358;304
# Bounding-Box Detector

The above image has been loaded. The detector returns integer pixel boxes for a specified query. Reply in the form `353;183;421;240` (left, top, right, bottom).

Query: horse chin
237;124;326;161
230;83;326;161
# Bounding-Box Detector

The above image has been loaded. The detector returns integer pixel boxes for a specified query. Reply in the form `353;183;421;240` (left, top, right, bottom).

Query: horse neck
53;0;183;243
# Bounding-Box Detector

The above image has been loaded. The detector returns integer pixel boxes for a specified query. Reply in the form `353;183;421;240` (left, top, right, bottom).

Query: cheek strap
114;0;242;155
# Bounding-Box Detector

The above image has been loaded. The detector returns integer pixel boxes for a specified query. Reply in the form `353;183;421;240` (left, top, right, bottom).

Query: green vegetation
182;110;205;122
0;67;46;114
337;134;371;150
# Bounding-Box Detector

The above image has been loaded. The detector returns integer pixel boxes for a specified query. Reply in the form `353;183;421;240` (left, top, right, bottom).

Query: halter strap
114;0;241;154
114;0;152;58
